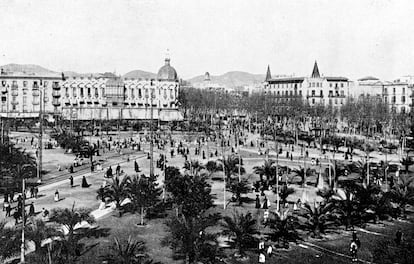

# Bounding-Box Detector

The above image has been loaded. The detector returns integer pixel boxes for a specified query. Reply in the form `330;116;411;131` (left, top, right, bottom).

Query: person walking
34;187;38;199
69;175;74;187
82;176;89;188
29;202;35;216
116;164;121;176
54;190;60;202
5;201;11;217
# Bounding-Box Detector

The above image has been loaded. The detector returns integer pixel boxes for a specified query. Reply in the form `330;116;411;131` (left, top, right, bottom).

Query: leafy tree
265;210;301;248
228;179;250;205
300;202;339;238
372;233;414;264
166;172;215;219
128;174;163;225
183;160;205;176
25;218;63;254
291;167;313;187
221;211;258;257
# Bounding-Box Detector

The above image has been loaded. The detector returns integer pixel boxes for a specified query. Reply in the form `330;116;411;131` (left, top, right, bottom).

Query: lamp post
38;81;44;181
149;80;155;177
20;178;26;263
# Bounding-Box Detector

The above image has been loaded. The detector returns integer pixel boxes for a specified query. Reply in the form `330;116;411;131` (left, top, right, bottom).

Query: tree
0;221;20;260
221;211;257;257
265;210;301;248
183;160;205;176
166;172;215;219
277;185;295;205
163;214;221;264
128;174;163;225
25;218;63;255
218;155;245;180
104;176;131;209
300;202;339;238
49;203;95;262
253;160;276;182
228;179;250;205
389;175;414;218
291;167;313;187
100;236;161;264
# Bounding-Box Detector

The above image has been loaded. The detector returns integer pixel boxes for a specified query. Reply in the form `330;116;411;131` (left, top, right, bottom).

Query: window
311;90;315;96
87;88;91;97
164;89;167;99
138;89;142;97
312;98;315;104
392;96;396;103
65;88;69;97
299;90;302;96
341;83;344;88
23;81;27;88
384;87;387;93
12;81;17;86
320;90;323;97
33;81;38;89
80;88;84;97
95;88;99;97
170;89;173;99
329;90;333;97
403;88;405;94
341;90;344;96
101;88;105;97
329;83;332;88
277;91;280;96
402;96;406;103
73;87;77;97
393;88;396;93
44;81;48;86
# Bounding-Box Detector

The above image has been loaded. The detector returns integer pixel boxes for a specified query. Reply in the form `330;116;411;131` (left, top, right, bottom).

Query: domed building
60;57;183;121
157;58;178;81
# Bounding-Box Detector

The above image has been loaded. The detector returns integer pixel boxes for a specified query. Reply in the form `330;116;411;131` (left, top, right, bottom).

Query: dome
157;58;178;81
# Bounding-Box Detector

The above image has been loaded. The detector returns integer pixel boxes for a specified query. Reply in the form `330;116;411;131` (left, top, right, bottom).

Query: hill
123;70;157;79
0;63;57;74
188;71;265;88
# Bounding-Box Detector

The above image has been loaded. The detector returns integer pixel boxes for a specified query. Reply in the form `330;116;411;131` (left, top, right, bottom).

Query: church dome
157;58;178;81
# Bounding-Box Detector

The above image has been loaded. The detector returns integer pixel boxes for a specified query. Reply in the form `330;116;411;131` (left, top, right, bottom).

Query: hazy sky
1;0;413;80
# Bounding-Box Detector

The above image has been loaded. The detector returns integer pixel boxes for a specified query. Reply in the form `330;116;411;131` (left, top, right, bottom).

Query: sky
0;0;414;80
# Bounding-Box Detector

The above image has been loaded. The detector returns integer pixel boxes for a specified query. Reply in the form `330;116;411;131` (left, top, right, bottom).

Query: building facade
0;70;63;119
0;58;183;121
264;62;350;107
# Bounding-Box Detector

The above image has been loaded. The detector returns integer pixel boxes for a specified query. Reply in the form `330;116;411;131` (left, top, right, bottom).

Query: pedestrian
69;175;74;187
255;194;261;209
134;160;139;172
5;201;11;217
29;202;35;216
395;229;403;245
116;164;121;176
82;176;89;188
29;186;34;198
54;190;59;202
262;196;268;209
290;153;293;161
13;210;20;225
264;210;269;223
34;187;38;199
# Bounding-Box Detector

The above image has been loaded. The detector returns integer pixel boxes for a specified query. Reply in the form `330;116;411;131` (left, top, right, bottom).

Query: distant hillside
188;71;265;88
0;64;57;74
123;70;157;79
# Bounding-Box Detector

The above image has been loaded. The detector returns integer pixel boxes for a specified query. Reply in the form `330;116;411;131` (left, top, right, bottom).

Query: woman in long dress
54;190;59;202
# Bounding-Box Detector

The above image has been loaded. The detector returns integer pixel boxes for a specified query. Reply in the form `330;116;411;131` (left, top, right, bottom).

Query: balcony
32;100;40;105
52;90;61;97
11;84;18;90
52;83;60;90
32;90;40;96
52;98;60;106
11;90;18;96
11;100;18;105
306;95;323;98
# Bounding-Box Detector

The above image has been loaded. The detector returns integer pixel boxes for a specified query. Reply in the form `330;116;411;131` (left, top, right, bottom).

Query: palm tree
183;160;205;176
221;211;258;257
100;236;160;264
25;218;63;254
49;203;95;262
265;210;300;248
291;167;313;187
0;221;20;260
389;175;414;218
277;185;295;205
300;202;339;238
228;179;250;205
218;155;245;180
253;160;276;182
104;175;131;209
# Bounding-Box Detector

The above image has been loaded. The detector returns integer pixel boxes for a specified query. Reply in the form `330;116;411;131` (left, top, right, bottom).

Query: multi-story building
264;62;350;107
0;57;183;121
0;69;63;119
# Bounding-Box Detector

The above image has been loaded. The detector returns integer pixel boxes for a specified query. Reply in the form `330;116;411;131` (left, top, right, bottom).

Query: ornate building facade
264;62;350;107
0;58;183;121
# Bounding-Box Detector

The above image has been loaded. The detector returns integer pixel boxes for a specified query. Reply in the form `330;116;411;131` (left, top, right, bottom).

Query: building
352;76;411;113
264;61;350;107
0;57;183;121
192;72;226;92
0;69;63;120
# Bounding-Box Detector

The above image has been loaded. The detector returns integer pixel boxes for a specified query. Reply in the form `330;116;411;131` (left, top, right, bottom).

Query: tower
311;61;320;78
265;65;272;81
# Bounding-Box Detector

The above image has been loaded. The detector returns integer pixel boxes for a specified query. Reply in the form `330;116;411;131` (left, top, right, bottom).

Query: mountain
123;70;157;79
0;64;57;75
187;71;265;88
